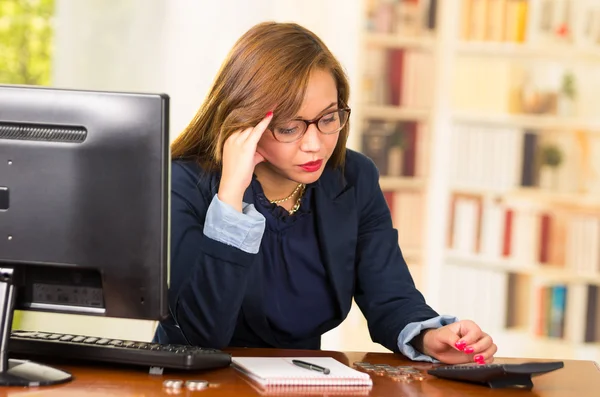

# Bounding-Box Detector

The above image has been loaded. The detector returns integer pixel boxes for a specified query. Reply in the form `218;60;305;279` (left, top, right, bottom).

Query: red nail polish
266;111;273;118
474;355;484;364
464;347;474;354
455;341;466;350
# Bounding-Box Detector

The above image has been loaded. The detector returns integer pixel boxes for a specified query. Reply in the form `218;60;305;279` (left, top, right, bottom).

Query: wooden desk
2;349;598;396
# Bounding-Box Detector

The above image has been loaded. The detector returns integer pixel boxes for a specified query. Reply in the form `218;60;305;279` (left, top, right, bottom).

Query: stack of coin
163;379;184;394
352;362;377;373
163;379;214;392
389;366;426;382
185;380;209;391
352;362;427;383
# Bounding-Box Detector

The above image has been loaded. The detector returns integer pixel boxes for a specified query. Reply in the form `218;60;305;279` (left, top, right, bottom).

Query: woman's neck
254;163;301;203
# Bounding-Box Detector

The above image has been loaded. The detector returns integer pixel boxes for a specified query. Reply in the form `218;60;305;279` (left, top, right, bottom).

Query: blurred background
2;0;599;363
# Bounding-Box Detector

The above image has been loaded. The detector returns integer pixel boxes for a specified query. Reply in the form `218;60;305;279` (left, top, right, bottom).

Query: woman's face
256;68;341;185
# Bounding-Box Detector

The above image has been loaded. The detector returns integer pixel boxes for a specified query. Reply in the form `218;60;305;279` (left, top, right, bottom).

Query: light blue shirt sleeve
203;194;266;254
397;315;459;362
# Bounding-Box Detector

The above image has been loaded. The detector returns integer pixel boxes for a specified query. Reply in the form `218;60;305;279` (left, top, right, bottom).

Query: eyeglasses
269;108;351;143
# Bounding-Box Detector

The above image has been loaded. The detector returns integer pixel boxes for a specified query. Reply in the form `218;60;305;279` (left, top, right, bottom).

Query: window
0;0;54;85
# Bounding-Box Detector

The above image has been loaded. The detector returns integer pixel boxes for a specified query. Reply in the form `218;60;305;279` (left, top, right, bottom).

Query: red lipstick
299;159;323;172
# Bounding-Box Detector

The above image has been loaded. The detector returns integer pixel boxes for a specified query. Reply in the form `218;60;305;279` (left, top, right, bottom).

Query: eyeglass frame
269;107;352;143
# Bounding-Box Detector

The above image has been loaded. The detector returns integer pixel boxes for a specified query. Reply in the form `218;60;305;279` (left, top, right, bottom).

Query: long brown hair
171;21;350;171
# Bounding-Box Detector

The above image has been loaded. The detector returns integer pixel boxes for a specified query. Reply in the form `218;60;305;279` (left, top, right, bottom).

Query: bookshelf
323;0;441;353
325;0;600;362
453;111;600;131
364;32;436;50
456;42;600;63
358;0;440;287
442;0;600;362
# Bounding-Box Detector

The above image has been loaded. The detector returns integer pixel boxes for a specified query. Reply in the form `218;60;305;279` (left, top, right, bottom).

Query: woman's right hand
217;111;273;212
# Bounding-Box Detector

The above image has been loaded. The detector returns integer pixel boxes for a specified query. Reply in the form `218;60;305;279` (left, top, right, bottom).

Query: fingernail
266;111;273;118
464;347;474;354
474;355;485;364
455;341;466;351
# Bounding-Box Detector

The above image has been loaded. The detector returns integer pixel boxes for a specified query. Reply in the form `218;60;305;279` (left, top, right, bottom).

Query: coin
185;380;209;390
389;374;412;382
163;379;184;389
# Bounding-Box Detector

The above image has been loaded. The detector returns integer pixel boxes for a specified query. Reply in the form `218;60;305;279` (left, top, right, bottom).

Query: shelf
505;188;600;212
362;105;430;121
379;177;426;191
450;185;508;198
449;186;600;212
445;251;600;286
453;111;600;131
363;33;435;50
456;42;600;63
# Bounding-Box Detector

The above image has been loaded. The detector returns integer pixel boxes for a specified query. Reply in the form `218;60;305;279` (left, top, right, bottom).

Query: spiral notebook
232;357;373;387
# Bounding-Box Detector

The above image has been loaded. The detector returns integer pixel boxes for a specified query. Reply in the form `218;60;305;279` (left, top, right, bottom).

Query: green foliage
540;144;563;168
0;0;55;85
561;71;577;99
390;123;406;148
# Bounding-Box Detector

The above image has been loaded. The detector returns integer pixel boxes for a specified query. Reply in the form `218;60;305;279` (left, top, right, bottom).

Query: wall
50;0;361;147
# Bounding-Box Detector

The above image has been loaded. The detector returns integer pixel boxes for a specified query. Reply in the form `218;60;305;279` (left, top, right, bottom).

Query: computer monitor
0;84;170;386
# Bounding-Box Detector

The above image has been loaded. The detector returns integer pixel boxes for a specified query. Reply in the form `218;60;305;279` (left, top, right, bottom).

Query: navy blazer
155;149;438;352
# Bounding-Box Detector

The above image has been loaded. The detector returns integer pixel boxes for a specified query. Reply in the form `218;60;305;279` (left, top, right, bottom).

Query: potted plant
387;124;406;177
538;144;564;190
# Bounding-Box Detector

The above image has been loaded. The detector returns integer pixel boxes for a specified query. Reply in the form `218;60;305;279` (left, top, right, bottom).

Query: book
231;357;373;388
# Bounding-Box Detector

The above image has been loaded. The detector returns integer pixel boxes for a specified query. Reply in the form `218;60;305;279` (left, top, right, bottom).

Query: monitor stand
0;268;73;386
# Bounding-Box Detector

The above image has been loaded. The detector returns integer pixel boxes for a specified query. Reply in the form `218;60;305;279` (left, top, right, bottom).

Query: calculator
427;361;564;389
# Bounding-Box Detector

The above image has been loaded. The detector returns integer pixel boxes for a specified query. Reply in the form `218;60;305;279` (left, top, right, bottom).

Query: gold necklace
268;183;306;215
269;183;304;204
287;184;306;215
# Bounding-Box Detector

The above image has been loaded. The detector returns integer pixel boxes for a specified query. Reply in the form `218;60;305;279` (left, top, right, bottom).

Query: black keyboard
427;361;564;389
9;330;232;371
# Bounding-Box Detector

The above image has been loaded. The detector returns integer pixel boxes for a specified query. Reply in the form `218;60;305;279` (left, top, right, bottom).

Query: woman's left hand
420;320;497;364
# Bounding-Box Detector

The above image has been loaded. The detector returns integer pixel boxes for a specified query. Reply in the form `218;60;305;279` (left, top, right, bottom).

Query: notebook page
232;357;373;387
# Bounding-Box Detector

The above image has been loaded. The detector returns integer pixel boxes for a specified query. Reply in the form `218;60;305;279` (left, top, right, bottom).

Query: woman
155;21;497;364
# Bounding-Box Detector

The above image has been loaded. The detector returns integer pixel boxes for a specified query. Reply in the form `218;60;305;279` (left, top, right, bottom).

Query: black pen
292;359;331;375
